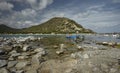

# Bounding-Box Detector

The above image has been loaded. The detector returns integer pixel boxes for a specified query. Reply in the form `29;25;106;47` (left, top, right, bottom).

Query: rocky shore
0;36;120;73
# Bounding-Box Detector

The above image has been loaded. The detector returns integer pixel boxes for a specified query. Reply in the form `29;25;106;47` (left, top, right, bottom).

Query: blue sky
0;0;120;32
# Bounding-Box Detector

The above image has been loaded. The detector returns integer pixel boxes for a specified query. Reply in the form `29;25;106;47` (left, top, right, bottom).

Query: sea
0;34;120;43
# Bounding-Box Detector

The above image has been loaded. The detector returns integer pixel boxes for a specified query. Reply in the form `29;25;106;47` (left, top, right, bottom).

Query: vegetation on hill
0;17;94;34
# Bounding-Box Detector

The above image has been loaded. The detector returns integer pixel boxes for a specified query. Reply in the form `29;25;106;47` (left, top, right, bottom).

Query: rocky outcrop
0;36;120;73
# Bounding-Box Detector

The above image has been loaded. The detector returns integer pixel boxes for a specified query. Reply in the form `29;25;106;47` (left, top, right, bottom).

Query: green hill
0;17;94;34
0;24;20;34
22;17;94;34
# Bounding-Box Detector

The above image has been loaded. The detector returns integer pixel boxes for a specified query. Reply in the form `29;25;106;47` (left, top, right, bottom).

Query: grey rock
7;61;17;68
0;68;8;73
0;60;7;67
83;54;89;59
23;45;32;52
31;55;40;65
34;48;46;55
18;56;29;60
15;70;24;73
15;61;28;69
25;70;37;73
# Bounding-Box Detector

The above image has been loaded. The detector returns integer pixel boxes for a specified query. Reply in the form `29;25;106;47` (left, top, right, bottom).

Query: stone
110;68;117;73
83;54;89;59
15;70;24;73
18;56;28;60
7;61;17;68
34;48;46;55
23;45;32;52
11;53;20;57
56;50;64;55
0;50;6;55
0;60;7;67
23;45;29;52
25;70;37;73
15;61;27;69
0;68;8;73
31;55;40;65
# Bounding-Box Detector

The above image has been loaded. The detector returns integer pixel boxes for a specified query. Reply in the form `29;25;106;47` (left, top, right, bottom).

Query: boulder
0;68;8;73
0;60;7;67
15;61;28;70
7;61;17;68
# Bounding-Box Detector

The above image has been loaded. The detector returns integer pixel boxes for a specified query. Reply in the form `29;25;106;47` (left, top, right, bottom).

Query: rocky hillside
22;17;94;34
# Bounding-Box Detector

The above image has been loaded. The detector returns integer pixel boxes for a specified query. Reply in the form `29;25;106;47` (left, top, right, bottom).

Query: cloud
25;0;54;10
112;0;120;3
0;1;14;11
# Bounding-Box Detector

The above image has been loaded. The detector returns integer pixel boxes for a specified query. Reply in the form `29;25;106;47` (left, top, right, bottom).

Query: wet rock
0;68;8;73
15;61;28;70
0;60;7;67
7;61;17;68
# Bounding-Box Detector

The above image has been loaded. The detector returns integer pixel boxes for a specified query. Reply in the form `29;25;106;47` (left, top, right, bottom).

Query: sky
0;0;120;33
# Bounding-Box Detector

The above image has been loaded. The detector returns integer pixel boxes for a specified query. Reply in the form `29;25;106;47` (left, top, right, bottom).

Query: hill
0;24;20;34
22;17;93;34
0;17;94;34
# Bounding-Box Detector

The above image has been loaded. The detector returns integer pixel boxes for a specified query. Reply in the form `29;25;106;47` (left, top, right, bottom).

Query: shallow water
0;34;120;43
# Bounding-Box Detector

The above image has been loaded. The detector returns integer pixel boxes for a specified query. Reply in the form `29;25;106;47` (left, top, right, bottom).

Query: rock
34;48;46;55
23;45;32;52
11;53;20;57
56;50;64;55
0;49;6;55
0;68;8;73
7;61;17;68
0;60;7;67
77;45;82;49
18;56;28;60
31;55;40;65
83;54;89;59
15;61;28;69
100;63;109;72
25;70;37;73
9;50;17;55
110;68;117;73
15;70;24;73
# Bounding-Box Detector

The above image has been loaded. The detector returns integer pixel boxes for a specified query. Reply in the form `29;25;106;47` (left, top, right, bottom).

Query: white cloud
0;1;14;11
25;0;54;10
21;9;37;16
